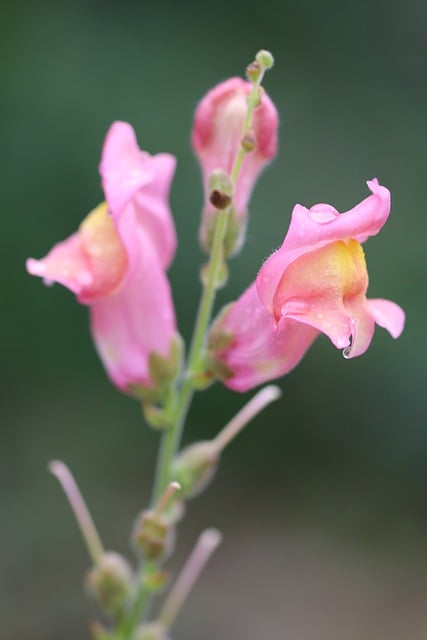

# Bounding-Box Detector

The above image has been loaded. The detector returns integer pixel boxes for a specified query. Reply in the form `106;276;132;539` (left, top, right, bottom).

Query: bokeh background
1;0;426;638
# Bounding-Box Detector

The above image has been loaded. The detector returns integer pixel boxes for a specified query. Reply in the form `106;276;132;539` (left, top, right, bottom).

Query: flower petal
90;228;177;391
367;298;406;339
100;121;177;268
257;179;390;313
209;283;318;392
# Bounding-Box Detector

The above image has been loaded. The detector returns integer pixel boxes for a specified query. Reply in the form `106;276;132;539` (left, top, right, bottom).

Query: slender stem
49;460;104;566
123;64;269;640
119;564;154;640
212;385;282;453
159;529;222;630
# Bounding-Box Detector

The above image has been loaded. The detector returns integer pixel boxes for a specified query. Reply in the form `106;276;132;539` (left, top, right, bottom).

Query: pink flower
257;179;405;358
26;121;178;393
209;179;405;392
208;283;318;392
192;77;279;254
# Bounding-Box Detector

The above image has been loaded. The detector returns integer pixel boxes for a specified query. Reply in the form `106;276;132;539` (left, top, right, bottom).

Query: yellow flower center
275;239;368;315
79;202;128;298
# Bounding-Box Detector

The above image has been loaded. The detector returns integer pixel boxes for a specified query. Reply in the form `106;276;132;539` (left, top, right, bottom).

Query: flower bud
256;49;274;70
192;77;278;257
246;60;262;82
171;442;219;499
132;510;175;562
85;552;133;616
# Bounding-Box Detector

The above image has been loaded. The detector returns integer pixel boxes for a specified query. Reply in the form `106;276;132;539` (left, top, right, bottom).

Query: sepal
171;442;218;499
85;552;133;616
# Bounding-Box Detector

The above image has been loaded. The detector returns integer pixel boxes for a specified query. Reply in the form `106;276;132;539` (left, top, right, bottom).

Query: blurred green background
1;0;426;638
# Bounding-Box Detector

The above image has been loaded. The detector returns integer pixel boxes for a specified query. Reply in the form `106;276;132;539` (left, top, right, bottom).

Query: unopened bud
171;442;219;499
208;169;233;210
133;510;174;562
256;49;274;70
142;403;172;430
241;132;256;152
135;623;171;640
129;336;183;407
246;60;262;82
86;552;133;616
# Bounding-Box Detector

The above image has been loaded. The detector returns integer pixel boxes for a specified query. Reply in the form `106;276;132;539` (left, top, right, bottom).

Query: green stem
120;67;265;640
119;563;154;640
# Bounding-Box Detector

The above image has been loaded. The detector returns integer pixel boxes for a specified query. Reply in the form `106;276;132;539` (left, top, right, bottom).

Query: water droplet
342;346;352;359
308;204;339;224
281;298;310;316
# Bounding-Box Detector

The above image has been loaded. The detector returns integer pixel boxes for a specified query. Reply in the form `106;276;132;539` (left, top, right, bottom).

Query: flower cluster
27;81;404;397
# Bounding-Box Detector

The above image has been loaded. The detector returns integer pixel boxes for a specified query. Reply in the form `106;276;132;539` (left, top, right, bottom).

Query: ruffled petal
257;180;390;313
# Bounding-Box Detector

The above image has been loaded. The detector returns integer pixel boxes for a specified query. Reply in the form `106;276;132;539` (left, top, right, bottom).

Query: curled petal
366;298;405;340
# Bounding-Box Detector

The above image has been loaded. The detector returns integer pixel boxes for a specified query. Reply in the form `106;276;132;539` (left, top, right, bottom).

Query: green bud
86;552;133;616
142;403;172;430
256;49;274;70
208;169;234;211
241;131;256;153
133;510;174;562
171;442;219;499
208;168;234;197
143;569;170;593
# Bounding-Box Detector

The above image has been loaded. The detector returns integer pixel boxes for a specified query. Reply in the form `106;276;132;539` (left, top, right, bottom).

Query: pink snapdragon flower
192;77;279;254
26;121;178;393
257;178;405;358
209;179;404;392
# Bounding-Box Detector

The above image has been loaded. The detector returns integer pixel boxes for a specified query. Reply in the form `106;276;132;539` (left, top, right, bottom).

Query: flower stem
123;59;270;640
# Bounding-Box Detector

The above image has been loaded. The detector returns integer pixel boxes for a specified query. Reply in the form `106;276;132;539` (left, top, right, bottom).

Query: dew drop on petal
308;204;339;224
281;297;310;316
342;346;352;359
